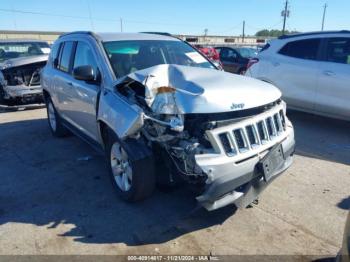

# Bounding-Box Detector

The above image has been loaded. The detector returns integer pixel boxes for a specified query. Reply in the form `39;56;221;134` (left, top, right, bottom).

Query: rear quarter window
278;38;321;60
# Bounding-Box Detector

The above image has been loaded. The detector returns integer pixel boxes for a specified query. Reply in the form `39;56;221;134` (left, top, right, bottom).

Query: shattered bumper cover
196;137;294;211
195;104;295;211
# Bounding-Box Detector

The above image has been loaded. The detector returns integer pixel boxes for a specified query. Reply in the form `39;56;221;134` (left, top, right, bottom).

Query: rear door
315;37;350;119
268;38;322;110
53;41;76;120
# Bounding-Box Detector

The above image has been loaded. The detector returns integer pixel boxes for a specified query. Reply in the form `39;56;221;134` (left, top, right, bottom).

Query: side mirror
73;65;96;82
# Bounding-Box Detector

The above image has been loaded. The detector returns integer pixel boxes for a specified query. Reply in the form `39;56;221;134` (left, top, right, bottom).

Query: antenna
86;0;95;31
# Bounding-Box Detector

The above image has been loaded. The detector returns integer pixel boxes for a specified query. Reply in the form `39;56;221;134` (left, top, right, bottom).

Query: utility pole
321;3;327;31
281;0;289;35
242;20;245;43
120;18;123;32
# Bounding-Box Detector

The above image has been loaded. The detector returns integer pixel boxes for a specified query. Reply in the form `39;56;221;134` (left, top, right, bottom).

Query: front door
66;41;101;141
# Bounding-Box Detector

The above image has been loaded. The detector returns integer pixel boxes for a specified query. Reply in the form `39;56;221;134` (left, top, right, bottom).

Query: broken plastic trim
143;113;184;132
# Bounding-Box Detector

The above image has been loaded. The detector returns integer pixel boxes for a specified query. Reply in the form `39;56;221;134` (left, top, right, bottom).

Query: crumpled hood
120;64;281;114
0;55;48;70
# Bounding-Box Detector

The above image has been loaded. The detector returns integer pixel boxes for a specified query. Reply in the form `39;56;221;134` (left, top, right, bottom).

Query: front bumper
197;137;294;211
2;85;43;103
3;85;43;98
195;104;295;211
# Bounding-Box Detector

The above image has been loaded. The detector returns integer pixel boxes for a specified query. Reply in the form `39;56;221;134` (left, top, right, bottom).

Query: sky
0;0;349;36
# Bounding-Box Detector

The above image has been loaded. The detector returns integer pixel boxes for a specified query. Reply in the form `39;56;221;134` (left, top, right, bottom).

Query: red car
194;45;222;68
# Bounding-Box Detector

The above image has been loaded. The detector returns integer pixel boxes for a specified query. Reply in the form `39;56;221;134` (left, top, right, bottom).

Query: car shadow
337;196;350;210
287;110;350;166
0;118;236;246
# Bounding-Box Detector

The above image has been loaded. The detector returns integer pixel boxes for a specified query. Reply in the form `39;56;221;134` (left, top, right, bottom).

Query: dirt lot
0;107;349;257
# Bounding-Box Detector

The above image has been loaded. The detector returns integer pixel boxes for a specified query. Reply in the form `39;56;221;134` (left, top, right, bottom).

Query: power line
0;8;210;29
0;7;284;35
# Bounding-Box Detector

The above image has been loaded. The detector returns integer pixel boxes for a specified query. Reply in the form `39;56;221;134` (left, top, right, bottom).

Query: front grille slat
266;117;275;137
279;110;286;130
216;106;288;157
257;120;268;143
246;125;259;147
219;132;237;156
233;129;249;153
274;113;283;133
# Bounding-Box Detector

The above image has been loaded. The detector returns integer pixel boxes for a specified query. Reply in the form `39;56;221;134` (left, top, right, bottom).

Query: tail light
247;58;259;70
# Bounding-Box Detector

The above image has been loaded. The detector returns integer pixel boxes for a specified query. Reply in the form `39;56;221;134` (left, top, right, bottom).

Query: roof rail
140;32;172;37
59;31;100;41
278;30;350;39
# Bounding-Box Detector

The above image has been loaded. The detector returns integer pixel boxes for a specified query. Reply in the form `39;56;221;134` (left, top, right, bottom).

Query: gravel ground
0;108;349;258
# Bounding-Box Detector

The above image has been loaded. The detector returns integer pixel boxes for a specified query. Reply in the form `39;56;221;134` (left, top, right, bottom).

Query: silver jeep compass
41;32;295;211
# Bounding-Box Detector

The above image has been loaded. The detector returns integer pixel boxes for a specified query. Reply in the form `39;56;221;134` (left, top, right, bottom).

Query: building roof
0;38;49;43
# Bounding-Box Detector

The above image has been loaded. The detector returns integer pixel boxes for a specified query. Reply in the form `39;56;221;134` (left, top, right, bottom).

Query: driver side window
73;42;99;75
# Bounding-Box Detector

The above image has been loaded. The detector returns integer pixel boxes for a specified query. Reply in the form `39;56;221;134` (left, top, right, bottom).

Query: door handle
272;62;280;67
323;70;335;76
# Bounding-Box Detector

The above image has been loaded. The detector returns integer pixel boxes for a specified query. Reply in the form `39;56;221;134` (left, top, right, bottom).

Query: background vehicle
195;45;222;65
0;39;50;105
41;32;295;211
215;46;256;75
246;31;350;121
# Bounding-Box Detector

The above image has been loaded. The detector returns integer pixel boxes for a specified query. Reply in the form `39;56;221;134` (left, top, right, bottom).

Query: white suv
246;31;350;121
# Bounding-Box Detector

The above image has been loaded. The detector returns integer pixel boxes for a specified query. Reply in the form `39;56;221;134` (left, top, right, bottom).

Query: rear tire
106;130;155;202
46;97;69;137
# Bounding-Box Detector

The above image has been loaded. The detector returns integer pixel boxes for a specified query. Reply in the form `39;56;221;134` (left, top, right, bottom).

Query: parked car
215;46;256;75
41;32;295;211
246;31;350;121
337;212;350;262
195;45;220;61
0;39;50;105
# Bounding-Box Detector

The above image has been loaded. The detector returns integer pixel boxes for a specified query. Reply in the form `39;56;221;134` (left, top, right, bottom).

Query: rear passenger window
50;43;61;64
58;41;74;73
325;37;350;64
279;39;321;60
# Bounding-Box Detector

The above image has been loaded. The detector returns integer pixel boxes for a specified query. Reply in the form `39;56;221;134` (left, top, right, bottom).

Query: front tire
46;97;69;137
106;131;155;202
238;68;247;75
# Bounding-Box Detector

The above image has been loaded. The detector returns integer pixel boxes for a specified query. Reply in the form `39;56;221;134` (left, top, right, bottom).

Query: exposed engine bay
0;56;48;105
3;62;44;86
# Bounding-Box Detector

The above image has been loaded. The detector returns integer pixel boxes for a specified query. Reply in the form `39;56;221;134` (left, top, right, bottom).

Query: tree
255;29;299;37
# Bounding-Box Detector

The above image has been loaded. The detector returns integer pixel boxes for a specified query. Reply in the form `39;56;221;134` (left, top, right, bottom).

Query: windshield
0;42;50;62
103;40;214;78
237;48;258;58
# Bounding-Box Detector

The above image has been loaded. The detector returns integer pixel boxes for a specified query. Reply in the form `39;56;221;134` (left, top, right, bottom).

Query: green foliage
255;29;299;37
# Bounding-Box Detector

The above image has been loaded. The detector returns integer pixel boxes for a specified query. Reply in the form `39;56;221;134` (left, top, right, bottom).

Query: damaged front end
0;55;47;105
102;64;295;210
